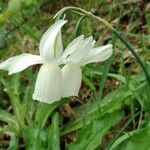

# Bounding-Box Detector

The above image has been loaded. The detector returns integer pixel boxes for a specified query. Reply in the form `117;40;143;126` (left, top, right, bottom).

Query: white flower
61;35;113;97
0;20;67;104
0;19;113;104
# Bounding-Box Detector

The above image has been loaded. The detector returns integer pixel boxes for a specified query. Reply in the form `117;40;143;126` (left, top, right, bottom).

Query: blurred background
1;0;150;58
0;0;150;149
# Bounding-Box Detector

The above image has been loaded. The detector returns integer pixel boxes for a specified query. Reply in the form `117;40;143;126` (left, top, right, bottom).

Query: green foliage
8;134;18;150
23;124;47;149
0;109;16;124
0;0;150;149
74;16;86;38
34;102;59;128
68;110;123;150
47;113;60;150
61;87;131;135
111;127;150;150
23;113;60;149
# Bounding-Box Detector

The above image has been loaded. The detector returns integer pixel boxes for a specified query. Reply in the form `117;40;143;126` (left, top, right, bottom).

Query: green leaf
2;124;18;135
34;102;59;128
47;113;60;150
8;134;18;150
82;74;95;90
68;110;123;150
0;75;25;126
98;56;113;100
23;124;47;149
24;113;60;149
35;98;69;128
110;127;150;150
62;77;146;135
74;16;85;38
0;109;16;124
61;88;132;135
84;67;126;83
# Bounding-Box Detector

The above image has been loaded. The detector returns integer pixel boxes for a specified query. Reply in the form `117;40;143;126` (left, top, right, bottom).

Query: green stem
112;30;150;84
55;6;150;84
131;102;136;129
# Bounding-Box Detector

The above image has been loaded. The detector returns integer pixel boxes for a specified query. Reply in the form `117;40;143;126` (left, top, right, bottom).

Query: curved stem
55;6;150;84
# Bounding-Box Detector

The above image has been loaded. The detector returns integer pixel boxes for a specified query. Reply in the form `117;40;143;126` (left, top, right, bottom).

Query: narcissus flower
0;20;113;104
0;20;66;104
61;35;112;97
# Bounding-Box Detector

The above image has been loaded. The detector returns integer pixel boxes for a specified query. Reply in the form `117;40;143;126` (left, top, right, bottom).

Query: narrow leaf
68;110;123;150
0;109;16;124
8;134;18;150
61;88;132;135
74;16;85;38
47;113;60;150
35;102;59;128
110;127;150;150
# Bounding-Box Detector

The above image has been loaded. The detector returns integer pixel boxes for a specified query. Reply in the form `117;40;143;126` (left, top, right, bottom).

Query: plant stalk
55;6;150;84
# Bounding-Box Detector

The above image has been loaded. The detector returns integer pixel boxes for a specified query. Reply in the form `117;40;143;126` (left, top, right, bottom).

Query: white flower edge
0;53;42;75
61;39;113;97
62;65;82;97
33;64;62;103
39;20;67;63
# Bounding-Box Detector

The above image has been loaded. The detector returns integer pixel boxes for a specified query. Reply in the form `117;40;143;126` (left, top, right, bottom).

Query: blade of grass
0;109;16;124
47;113;60;150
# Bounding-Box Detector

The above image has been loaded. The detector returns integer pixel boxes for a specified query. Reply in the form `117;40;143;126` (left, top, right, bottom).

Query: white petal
62;36;95;65
68;36;94;61
62;65;82;97
0;53;42;75
91;40;96;48
80;44;113;66
39;20;67;63
55;31;63;59
61;35;84;59
33;64;62;104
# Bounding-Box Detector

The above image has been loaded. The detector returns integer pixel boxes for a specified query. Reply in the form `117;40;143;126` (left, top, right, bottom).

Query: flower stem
55;6;150;84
